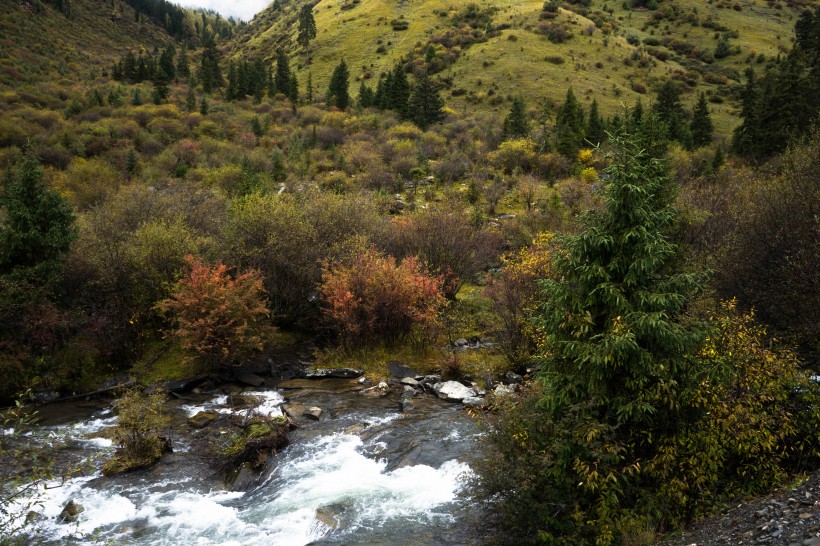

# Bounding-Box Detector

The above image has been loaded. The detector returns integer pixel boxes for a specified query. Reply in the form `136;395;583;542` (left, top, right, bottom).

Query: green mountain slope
231;0;806;136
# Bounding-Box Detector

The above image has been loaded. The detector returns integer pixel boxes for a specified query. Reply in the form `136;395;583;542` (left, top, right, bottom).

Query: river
2;378;484;545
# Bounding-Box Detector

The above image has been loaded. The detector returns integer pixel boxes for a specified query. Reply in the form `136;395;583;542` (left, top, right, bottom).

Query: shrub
383;207;501;298
319;247;446;346
103;389;171;476
157;255;274;368
489;138;538;173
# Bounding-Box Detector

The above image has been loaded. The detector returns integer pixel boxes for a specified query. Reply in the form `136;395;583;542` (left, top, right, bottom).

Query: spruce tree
274;48;291;98
226;61;238;100
554;87;585;158
690;92;713;148
653;80;691;147
326;59;350;110
298;5;317;64
306;72;313;103
387;64;410;117
585;98;606;147
358;81;374;108
0;158;76;284
176;46;190;80
731;68;759;157
408;72;444;130
288;72;299;103
502;96;530;140
158;44;175;82
199;37;222;93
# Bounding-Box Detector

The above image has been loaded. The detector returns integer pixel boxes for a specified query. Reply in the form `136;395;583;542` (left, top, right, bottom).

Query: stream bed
4;379;484;545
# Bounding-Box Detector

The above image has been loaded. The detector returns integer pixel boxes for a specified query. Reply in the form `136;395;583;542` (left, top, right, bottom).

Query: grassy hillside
0;0;174;88
231;0;805;137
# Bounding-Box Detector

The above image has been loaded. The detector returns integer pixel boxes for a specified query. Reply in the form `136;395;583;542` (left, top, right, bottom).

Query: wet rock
33;391;60;404
433;381;477;402
57;500;84;523
303;407;322;420
315;503;348;529
282;403;306;420
277;378;361;394
344;423;366;435
462;396;485;408
227;462;262;491
229;393;263;409
302;368;363;379
387;361;419;378
400;377;420;388
361;382;390;398
26;511;44;524
401;398;416;412
222;384;244;395
188;411;218;429
235;371;265;387
159;376;207;394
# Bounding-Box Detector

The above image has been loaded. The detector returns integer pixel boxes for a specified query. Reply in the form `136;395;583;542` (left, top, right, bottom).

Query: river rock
361;382;389;398
229;393;263;409
303;368;363;379
401;398;416;412
387;361;419;378
504;371;524;384
400;377;420;388
433;381;477;402
303;407;322;420
188;411;218;429
462;396;485;408
227;462;261;491
222;384;243;395
235;371;265;387
57;500;84;523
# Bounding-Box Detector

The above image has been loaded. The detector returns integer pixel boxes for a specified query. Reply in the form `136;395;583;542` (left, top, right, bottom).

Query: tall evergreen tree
0;158;76;284
554;88;585;158
502;96;530;140
199;37;223;93
306;72;313;103
274;48;291;98
408;72;444;130
731;68;759;157
358;81;374;108
653;81;691;147
326;59;350;110
176;46;190;80
585;98;606;147
158;44;175;82
288;72;299;103
298;5;317;64
387;64;410;117
226;61;239;100
690;92;714;148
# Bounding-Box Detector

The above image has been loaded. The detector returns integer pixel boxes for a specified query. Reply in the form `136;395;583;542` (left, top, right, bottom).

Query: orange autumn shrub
319;247;447;346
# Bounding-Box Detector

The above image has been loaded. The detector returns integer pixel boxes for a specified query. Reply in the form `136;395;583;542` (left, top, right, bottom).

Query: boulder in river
187;411;218;429
303;407;322;420
433;381;477;402
57;500;84;523
387;361;419;378
235;371;265;387
462;396;485;408
361;382;390;398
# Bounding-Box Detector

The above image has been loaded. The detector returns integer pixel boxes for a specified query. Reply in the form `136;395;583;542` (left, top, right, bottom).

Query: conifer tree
554;88;585;158
408;72;444;130
732;68;759;157
176;46;190;80
298;5;317;64
585;98;606;147
199;37;222;93
358;81;374;108
502;96;530;140
653;80;691;147
199;95;209;115
326;59;350;110
158;44;175;82
288;72;299;103
690;92;713;148
274;48;291;98
387;64;410;117
226;61;238;100
0;158;77;284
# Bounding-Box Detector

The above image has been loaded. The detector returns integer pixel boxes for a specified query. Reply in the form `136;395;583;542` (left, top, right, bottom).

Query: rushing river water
4;382;483;545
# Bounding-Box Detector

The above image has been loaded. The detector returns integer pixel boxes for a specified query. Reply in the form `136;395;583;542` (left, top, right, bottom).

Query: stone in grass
462;396;485;408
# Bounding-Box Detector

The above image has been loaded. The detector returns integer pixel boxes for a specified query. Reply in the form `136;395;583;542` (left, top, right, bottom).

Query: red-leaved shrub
319;248;447;346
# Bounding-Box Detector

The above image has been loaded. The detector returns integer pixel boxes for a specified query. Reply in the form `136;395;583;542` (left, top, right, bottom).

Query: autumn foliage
157;255;274;367
319;248;447;346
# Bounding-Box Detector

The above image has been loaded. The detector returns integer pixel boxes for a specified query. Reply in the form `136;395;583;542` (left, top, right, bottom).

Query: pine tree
408;72;444;130
199;37;223;93
326;59;350;110
298;5;317;64
690;92;713;148
0;158;77;284
358;81;374;108
176;46;190;80
387;64;410;117
226;61;238;100
288;72;299;103
274;48;291;98
653;80;691;147
731;68;759;157
502;96;530;140
585;98;606;147
554;88;585;158
199;95;209;115
158;44;175;82
306;72;313;103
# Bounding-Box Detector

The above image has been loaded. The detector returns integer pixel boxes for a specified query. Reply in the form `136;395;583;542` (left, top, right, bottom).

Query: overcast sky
176;0;270;21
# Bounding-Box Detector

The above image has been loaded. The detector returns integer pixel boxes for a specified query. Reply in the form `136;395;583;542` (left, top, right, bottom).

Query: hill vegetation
0;0;818;544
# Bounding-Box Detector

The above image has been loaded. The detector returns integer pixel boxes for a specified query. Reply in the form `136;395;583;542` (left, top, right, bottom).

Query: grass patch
130;340;206;386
